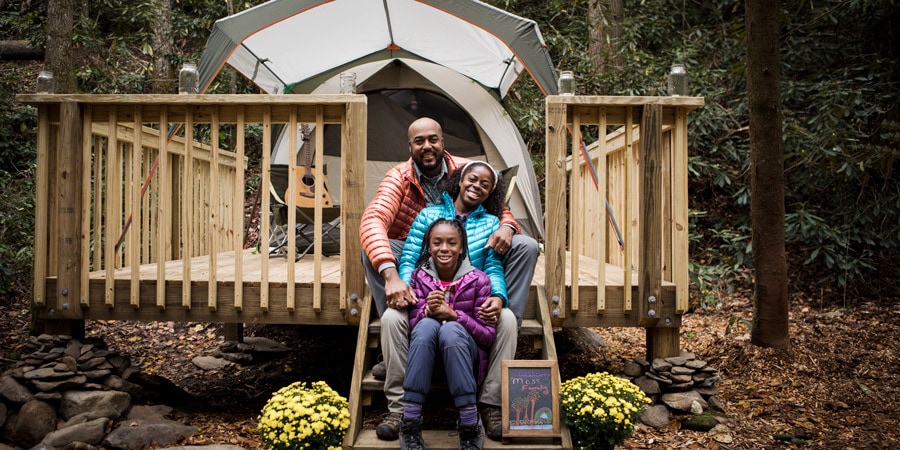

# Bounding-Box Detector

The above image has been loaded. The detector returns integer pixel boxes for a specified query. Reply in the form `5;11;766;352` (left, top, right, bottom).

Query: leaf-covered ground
2;292;897;449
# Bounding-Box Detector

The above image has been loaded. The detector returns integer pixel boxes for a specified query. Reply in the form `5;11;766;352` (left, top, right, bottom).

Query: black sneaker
400;416;426;450
480;405;502;441
458;418;484;450
376;412;402;441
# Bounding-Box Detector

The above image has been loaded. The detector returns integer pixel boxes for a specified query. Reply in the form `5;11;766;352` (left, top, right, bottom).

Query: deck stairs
344;287;573;449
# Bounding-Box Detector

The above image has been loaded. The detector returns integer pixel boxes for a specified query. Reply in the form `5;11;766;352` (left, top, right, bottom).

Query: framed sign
501;360;561;442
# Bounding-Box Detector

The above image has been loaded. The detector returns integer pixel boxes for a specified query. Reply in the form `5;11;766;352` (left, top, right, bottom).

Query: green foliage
0;0;896;307
495;0;899;305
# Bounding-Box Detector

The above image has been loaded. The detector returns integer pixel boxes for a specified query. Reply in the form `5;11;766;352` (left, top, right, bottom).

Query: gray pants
362;234;539;411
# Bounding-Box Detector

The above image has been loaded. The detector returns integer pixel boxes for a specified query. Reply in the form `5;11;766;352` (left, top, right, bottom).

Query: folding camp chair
267;164;341;260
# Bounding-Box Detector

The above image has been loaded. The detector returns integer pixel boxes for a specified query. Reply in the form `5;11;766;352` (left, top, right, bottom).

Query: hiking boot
457;419;484;450
372;361;386;380
376;412;402;441
400;416;426;450
480;405;502;441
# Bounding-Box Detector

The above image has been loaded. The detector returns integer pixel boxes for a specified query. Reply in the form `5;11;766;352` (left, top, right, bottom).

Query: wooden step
369;318;543;335
351;429;565;450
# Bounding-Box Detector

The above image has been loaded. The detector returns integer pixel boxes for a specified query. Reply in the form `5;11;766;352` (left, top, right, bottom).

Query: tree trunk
0;40;43;60
589;0;624;79
746;0;789;348
45;0;74;93
150;0;174;93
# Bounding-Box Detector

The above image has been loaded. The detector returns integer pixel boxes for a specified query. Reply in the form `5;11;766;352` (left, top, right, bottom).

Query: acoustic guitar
288;124;333;208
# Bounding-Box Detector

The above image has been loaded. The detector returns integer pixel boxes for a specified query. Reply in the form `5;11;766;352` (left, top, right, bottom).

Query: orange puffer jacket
360;151;519;271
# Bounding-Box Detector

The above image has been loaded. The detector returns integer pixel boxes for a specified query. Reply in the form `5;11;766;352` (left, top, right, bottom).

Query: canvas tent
197;0;559;238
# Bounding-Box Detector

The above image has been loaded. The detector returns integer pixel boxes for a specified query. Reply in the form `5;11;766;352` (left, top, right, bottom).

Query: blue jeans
402;318;479;408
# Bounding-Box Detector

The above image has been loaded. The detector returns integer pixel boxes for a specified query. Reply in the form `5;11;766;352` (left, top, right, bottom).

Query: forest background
0;0;897;325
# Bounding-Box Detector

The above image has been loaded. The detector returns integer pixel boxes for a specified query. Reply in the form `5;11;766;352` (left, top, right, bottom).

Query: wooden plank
342;99;367;324
343;289;373;447
623;107;634;312
673;107;689;314
208;107;220;311
56;102;83;319
312;108;324;312
156;106;169;310
352;429;566;450
569;114;581;313
80;105;93;307
597;107;608;313
182;108;193;309
104;106;119;307
638;104;663;328
91;134;102;274
233;107;245;311
33;106;50;307
260;107;272;312
286;106;297;311
129;106;141;308
545;99;568;325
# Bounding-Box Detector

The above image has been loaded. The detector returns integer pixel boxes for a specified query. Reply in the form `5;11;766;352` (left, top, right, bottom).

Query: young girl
400;218;496;450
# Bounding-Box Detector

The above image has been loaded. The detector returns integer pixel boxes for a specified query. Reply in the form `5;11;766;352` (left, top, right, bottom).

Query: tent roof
198;0;558;97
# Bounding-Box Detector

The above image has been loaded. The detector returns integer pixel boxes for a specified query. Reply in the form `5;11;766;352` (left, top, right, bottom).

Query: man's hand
478;296;503;324
486;225;514;255
382;268;416;309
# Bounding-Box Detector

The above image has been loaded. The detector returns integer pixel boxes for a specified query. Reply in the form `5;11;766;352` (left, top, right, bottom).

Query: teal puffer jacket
399;192;508;305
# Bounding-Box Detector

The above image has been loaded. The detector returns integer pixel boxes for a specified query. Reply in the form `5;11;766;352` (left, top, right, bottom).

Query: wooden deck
40;250;679;329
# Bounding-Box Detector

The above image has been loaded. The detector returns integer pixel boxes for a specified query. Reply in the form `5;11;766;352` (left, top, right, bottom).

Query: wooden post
341;97;367;325
55;102;84;321
545;98;568;326
639;103;679;358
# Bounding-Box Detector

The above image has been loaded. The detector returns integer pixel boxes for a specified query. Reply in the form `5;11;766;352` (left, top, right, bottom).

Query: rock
32;374;88;392
671;366;694;375
60;390;132;421
707;395;726;412
685;359;707;370
102;419;198;450
661;390;708;412
709;423;734;444
127;405;175;422
623;361;644;377
40;417;110;448
191;355;232;370
690;399;704;414
640;404;670;429
12;399;57;447
650;356;672;371
0;375;34;403
220;352;253;364
680;412;719;431
0;402;6;428
25;367;74;379
633;375;661;395
102;375;144;400
243;336;291;353
664;356;687;366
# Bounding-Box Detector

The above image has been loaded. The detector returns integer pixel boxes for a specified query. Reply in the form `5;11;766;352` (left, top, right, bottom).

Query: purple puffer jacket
409;258;496;384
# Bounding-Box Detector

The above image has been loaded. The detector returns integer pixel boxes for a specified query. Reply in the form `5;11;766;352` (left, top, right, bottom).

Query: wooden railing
17;94;367;325
545;96;703;346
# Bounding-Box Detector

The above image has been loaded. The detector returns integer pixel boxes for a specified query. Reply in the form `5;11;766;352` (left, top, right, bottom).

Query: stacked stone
622;352;725;429
1;334;198;449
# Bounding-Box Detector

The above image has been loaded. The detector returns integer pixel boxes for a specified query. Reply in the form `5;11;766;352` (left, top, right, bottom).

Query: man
360;117;539;441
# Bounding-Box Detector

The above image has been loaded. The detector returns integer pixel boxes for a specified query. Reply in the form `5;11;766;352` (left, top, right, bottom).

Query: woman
399;161;509;309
